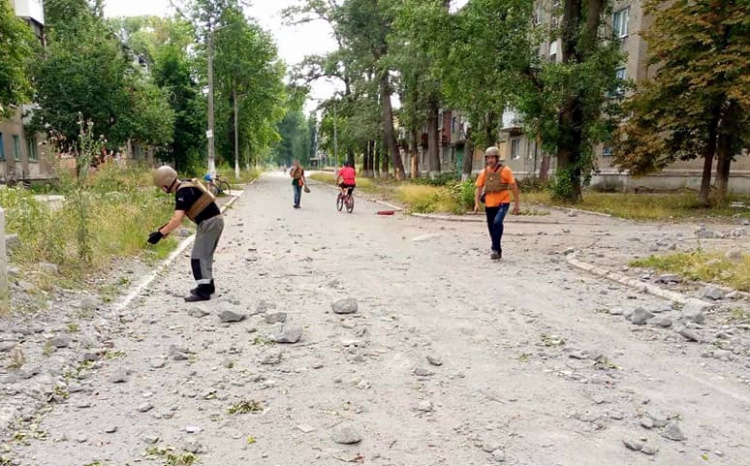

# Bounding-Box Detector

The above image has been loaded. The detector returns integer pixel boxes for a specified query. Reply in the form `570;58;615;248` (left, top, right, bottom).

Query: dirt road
2;172;749;466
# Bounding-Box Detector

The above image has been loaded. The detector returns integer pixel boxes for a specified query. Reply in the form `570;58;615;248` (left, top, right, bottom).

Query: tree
0;0;34;117
613;0;750;205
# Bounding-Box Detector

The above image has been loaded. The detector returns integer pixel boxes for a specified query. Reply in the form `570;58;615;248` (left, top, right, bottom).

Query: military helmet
484;146;505;161
153;166;178;191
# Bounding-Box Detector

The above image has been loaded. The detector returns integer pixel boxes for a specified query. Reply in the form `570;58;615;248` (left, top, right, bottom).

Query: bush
413;172;461;187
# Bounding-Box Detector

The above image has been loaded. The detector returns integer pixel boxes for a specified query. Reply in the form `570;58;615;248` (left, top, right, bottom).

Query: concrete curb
409;212;594;225
565;251;713;306
308;180;404;212
112;179;254;313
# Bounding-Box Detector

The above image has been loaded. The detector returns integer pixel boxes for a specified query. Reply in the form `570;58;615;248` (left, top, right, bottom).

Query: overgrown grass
631;250;750;291
524;190;750;220
216;165;262;185
1;162;180;299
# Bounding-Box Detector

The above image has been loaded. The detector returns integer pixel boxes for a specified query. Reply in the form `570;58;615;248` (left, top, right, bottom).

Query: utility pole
333;100;339;168
233;88;240;179
207;29;216;175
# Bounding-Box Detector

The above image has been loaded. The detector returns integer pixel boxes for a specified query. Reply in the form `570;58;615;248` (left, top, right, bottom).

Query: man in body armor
474;146;521;260
149;166;224;301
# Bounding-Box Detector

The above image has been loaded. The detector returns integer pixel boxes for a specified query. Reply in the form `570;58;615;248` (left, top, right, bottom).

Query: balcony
501;109;523;134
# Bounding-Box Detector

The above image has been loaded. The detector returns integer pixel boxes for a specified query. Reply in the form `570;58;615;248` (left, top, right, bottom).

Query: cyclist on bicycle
204;172;215;191
337;161;356;197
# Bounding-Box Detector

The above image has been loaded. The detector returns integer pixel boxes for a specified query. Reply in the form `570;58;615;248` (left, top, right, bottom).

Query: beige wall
0;108;54;182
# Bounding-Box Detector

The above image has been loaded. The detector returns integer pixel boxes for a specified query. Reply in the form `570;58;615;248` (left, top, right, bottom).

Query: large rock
332;425;362;444
680;299;709;324
4;234;20;255
631;307;654;325
219;309;246;323
661;422;687;442
332;298;359;315
699;285;727;301
273;325;303;344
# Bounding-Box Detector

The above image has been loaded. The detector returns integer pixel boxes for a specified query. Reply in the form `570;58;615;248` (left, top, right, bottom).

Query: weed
540;334;565;347
252;336;274;346
12;424;47;445
42;342;54;357
104;350;126;360
518;353;531;363
729;308;750;323
594;355;619;370
0;456;14;466
67;322;79;333
145;446;198;466
50;385;70;401
632;251;750;291
83;462;103;466
227;400;263;414
7;349;25;370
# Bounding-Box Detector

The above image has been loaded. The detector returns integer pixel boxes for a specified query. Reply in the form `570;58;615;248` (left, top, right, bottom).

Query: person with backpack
473;146;521;260
148;166;224;301
290;160;308;209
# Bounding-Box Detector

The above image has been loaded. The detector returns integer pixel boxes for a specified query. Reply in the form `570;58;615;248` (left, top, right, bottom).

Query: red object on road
377;210;395;216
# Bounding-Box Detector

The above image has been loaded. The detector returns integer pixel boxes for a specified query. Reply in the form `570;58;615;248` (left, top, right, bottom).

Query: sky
103;0;341;113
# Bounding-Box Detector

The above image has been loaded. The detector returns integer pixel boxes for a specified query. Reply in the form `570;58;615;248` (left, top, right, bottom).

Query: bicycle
336;188;354;213
208;175;231;196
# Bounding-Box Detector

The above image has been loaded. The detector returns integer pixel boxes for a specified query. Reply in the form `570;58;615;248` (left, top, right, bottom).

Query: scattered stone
562;247;575;256
187;308;210;318
39;262;59;275
417;400;434;412
623;439;644;451
109;370;129;384
151;358;167;369
726;249;744;262
143;435;160;445
631;307;654;325
137;403;154;413
426;355;443;366
185;426;201;434
332;425;362;444
219;309;246;323
104;426;117;434
695;226;719;239
568;350;588;360
661;422;687;442
609;411;625;420
273;325;303;344
641;444;659;456
80;352;98;362
5;234;20;253
260;350;282;365
296;424;316;433
184;440;202;454
0;341;17;353
413;367;435;377
700;285;727;301
652;317;673;328
648;412;669;428
265;312;287;324
169;345;190;361
491;449;506;462
677;328;702;342
49;335;70;348
608;308;624;316
640;417;654;429
311;361;324;369
655;274;681;284
680;300;709;324
332;297;359;315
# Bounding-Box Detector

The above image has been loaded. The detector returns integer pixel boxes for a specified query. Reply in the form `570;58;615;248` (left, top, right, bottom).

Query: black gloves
147;230;164;245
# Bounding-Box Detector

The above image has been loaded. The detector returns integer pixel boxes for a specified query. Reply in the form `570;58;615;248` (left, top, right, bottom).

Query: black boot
190;280;215;296
185;284;211;302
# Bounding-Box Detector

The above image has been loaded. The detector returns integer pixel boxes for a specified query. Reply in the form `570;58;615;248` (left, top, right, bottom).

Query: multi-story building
496;0;750;191
0;0;55;186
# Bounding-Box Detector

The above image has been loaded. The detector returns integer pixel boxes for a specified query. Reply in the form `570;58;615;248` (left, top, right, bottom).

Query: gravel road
2;172;749;466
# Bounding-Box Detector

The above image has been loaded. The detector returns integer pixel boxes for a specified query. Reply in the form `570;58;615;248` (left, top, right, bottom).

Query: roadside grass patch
524;191;750;220
216;165;261;186
631;250;750;291
227;400;263;414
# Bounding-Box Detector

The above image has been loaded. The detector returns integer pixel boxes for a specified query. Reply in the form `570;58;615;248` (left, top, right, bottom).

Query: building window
613;7;630;39
603;147;613;157
452;117;457;133
613;67;627;96
0;133;5;161
511;139;521;160
12;135;21;161
549;41;558;62
27;138;38;162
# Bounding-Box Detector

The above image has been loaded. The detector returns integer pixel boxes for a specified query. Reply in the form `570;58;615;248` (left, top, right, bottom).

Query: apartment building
496;0;750;192
0;0;54;185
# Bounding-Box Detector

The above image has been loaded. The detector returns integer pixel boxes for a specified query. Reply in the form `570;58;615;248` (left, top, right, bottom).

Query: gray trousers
191;215;224;285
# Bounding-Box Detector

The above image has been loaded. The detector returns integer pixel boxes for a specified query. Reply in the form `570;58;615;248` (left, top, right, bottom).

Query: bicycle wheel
346;195;354;213
218;181;231;195
209;184;220;196
336;193;344;211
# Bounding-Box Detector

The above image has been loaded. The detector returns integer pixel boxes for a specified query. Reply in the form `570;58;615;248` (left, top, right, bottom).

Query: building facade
0;0;54;185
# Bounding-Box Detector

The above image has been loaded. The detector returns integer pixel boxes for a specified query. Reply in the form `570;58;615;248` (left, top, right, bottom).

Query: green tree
0;0;34;117
613;0;750;205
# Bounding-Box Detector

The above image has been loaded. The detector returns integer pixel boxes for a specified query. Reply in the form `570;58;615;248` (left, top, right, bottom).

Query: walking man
149;166;224;301
474;146;521;260
290;159;307;209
